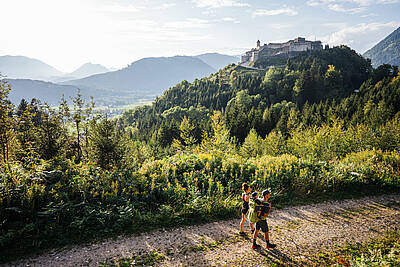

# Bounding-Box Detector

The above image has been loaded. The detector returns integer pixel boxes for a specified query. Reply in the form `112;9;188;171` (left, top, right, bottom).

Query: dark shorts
255;220;269;233
241;207;249;214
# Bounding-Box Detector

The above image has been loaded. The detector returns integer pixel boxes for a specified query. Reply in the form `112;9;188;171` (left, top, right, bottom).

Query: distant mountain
69;63;109;79
0;55;63;80
195;53;239;70
50;63;110;83
6;79;131;106
63;56;216;94
363;27;400;67
7;79;83;105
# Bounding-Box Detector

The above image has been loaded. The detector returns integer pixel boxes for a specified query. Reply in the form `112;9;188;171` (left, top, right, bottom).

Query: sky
0;0;399;72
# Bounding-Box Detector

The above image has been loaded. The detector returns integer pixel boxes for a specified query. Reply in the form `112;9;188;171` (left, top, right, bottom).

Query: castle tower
257;40;261;49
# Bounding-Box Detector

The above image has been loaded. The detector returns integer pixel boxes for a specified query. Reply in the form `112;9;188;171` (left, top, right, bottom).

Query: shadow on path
255;247;298;266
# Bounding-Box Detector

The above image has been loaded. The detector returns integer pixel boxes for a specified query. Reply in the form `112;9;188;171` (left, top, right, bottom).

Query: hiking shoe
252;244;261;249
239;231;246;236
266;243;276;249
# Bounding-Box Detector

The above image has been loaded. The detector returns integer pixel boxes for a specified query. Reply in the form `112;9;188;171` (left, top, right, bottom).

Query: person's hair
242;182;249;192
262;189;270;197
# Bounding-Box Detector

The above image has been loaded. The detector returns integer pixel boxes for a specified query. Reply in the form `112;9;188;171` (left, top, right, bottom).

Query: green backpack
247;198;270;223
247;198;261;223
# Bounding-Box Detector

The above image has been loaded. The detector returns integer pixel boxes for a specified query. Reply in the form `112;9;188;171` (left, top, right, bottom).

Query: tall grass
1;117;400;261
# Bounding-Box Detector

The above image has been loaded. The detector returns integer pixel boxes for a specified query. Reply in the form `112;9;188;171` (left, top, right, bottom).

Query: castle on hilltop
241;37;323;66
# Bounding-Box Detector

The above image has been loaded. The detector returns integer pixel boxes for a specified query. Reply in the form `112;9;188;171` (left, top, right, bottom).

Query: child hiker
247;189;276;250
239;182;255;235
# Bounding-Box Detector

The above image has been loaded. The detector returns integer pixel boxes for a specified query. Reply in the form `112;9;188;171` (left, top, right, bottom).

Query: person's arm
266;202;271;216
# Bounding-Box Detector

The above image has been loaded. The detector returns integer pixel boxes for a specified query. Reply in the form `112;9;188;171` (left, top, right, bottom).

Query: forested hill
118;45;375;143
363;27;400;67
2;45;400;262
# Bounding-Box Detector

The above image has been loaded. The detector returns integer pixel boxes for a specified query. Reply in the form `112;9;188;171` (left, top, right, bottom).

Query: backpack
257;202;270;221
247;198;264;223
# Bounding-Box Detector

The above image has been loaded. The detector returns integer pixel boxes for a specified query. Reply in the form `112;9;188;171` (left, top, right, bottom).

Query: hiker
239;182;255;235
248;190;276;250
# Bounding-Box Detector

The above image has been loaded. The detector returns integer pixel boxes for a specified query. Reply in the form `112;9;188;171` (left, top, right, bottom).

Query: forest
1;45;400;261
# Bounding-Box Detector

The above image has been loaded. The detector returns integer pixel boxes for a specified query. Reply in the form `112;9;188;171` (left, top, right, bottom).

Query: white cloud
307;0;336;6
307;0;400;6
221;17;240;23
322;21;400;52
322;22;348;28
360;13;378;17
349;0;400;5
98;3;141;13
164;18;210;29
269;23;293;29
158;3;177;9
328;3;366;13
193;0;250;8
253;8;298;16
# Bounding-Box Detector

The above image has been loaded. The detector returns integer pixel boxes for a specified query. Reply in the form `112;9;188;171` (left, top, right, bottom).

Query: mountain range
363;27;400;67
5;79;131;106
62;56;216;93
2;53;238;106
0;55;63;80
0;56;110;81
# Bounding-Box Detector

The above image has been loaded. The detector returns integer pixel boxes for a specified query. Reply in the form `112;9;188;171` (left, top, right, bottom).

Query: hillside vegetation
0;46;400;262
364;27;400;67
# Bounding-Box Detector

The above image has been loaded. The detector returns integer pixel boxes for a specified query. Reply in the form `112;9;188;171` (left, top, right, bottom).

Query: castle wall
240;37;324;65
289;43;311;52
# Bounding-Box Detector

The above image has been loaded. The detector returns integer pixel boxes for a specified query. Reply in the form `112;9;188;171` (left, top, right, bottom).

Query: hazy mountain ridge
363;27;400;67
5;78;135;106
3;53;241;107
69;63;109;79
0;55;63;80
63;56;216;94
194;53;239;71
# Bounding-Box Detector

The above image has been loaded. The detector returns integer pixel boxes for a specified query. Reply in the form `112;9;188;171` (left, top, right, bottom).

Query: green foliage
316;231;400;266
118;46;374;143
90;119;123;169
0;78;14;163
1;47;400;262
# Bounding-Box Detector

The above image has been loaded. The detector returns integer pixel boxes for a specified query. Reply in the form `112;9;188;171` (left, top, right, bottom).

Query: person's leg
239;213;245;233
253;229;259;240
252;223;261;249
249;222;255;232
264;231;269;243
264;230;276;249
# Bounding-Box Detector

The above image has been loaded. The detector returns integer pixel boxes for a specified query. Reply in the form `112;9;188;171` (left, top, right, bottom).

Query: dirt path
5;194;400;266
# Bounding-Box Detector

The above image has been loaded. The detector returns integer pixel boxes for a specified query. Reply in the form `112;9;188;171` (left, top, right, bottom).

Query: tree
173;116;197;150
324;65;343;98
0;78;14;162
90;119;122;169
36;104;65;160
72;90;84;162
200;111;234;153
241;128;262;158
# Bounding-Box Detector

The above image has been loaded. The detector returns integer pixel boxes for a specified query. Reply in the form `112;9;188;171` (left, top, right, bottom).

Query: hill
363;27;400;67
68;63;109;79
0;55;63;80
195;53;239;71
2;45;400;265
63;56;216;94
120;46;372;142
5;78;132;106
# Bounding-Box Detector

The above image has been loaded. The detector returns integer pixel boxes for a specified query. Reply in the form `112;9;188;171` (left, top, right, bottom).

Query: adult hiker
247;189;276;250
239;182;255;236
